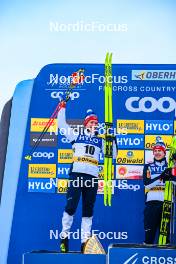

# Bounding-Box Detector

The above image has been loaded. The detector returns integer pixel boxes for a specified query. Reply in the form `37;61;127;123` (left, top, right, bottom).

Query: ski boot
60;237;69;253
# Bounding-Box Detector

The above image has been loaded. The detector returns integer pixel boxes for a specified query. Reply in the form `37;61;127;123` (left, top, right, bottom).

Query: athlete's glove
59;101;66;109
160;168;176;182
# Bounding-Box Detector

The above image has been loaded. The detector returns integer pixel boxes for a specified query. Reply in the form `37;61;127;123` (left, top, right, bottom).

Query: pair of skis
159;136;176;245
104;53;114;206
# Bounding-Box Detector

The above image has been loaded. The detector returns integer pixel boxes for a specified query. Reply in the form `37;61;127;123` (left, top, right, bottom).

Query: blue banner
3;63;176;263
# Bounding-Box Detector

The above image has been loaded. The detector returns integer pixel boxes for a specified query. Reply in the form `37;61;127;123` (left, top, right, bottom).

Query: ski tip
105;53;109;63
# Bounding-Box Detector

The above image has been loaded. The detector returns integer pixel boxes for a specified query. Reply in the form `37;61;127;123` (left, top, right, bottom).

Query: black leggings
144;200;170;244
65;173;98;217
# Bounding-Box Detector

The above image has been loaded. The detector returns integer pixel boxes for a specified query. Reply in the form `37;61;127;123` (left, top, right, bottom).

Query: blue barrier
108;244;176;264
23;252;106;264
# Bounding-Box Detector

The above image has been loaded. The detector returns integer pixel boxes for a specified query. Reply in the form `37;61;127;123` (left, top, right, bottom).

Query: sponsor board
30;118;57;132
57;164;70;178
117;180;141;191
145;120;173;135
28;178;56;193
145;135;172;149
125;97;176;117
58;149;73;163
30;133;57;147
116;135;144;149
116;150;144;164
116;165;143;179
117;120;144;134
132;70;176;81
57;179;68;193
28;164;56;178
32;151;55;159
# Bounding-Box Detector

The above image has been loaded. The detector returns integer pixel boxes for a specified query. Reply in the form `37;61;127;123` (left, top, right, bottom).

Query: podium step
23;252;106;264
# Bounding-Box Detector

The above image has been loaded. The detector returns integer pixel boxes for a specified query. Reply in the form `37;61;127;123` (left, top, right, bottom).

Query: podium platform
23;244;176;264
23;252;106;264
108;244;176;264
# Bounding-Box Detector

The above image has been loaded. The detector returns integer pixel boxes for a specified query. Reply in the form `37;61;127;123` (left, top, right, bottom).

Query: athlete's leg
81;176;98;244
60;173;82;252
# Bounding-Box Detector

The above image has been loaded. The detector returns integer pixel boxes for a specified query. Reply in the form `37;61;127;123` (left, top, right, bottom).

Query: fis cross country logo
125;97;176;117
123;253;139;263
122;253;176;264
132;70;176;81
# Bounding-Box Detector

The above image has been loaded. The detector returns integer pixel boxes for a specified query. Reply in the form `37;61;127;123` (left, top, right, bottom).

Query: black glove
160;168;176;182
172;153;176;160
160;168;172;182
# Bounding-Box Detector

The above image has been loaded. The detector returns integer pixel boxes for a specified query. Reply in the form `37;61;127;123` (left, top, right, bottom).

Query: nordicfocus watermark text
49;21;128;33
28;178;141;191
49;124;127;136
50;229;128;240
47;73;128;86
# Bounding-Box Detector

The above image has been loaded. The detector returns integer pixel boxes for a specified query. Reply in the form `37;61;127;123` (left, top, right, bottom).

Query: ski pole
25;68;84;161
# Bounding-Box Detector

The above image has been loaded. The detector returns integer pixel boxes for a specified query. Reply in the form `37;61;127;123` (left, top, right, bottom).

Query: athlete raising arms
57;101;117;253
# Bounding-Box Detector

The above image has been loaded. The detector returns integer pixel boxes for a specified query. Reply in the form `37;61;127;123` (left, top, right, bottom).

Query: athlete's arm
143;164;162;190
57;103;77;142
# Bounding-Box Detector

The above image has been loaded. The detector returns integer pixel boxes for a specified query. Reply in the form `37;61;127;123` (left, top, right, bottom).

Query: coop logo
125;97;176;117
117;180;140;191
132;70;176;81
123;252;176;264
51;91;80;101
32;152;55;159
